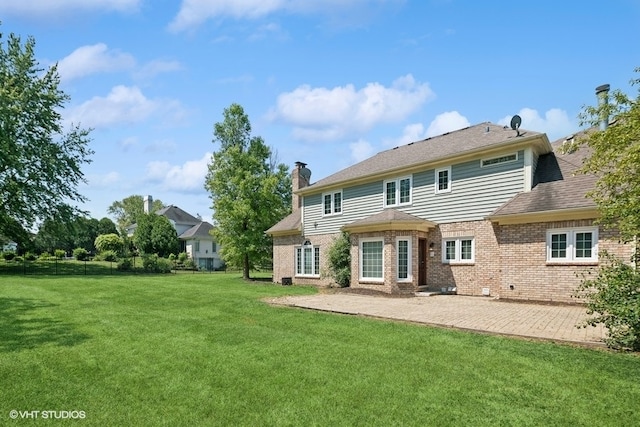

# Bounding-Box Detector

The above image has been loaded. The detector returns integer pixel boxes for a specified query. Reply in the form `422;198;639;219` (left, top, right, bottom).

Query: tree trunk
243;253;250;280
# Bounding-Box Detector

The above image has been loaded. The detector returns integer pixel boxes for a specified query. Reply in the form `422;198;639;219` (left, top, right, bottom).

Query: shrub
73;247;89;261
117;258;133;271
178;252;188;264
184;259;197;270
39;251;53;260
141;254;173;273
2;251;16;261
98;250;117;262
54;249;66;259
326;232;352;287
24;252;37;261
574;252;640;351
168;253;177;262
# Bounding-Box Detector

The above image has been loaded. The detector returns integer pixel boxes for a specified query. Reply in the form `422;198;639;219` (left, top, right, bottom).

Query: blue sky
2;0;639;225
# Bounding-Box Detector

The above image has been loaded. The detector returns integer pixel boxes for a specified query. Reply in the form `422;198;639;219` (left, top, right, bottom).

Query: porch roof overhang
341;209;436;233
486;206;600;225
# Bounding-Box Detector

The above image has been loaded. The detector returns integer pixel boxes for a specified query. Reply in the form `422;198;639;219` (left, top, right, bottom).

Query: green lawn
1;274;639;426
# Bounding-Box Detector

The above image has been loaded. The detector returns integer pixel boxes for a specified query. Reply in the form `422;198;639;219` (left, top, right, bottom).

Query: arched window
295;241;320;277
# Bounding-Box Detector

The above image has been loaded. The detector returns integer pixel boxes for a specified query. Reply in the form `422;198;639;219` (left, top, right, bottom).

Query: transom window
384;177;412;207
435;167;451;194
323;190;342;216
397;238;412;281
360;238;384;281
296;242;320;276
546;228;598;263
481;153;518;167
442;237;474;264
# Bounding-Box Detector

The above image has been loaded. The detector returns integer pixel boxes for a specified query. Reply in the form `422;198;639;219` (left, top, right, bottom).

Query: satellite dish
300;167;311;182
510;115;522;136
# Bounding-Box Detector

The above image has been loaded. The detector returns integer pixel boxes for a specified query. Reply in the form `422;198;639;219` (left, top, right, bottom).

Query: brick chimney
292;162;311;211
144;195;153;214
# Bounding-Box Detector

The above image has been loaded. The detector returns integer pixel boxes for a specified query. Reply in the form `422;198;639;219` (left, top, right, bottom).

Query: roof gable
300;122;549;194
156;205;200;225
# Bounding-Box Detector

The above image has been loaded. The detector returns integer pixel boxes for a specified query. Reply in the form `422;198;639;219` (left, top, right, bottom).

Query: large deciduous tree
132;214;178;258
571;68;640;350
107;195;164;234
572;68;640;248
205;104;291;280
0;28;93;236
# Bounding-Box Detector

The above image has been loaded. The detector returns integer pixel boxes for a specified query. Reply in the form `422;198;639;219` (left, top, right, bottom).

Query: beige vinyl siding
302;150;525;234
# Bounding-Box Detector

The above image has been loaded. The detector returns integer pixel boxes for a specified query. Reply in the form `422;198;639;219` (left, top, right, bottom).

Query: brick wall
426;220;501;297
498;219;633;303
272;232;340;287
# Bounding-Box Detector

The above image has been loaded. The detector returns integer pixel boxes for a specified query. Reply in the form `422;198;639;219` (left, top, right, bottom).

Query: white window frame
546;227;598;263
295;242;321;277
384;176;412;207
359;237;384;282
481;152;518;168
435;167;451;194
322;190;343;217
441;237;474;264
396;237;412;282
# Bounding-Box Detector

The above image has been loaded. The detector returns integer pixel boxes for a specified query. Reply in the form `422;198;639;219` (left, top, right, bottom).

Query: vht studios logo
9;410;86;419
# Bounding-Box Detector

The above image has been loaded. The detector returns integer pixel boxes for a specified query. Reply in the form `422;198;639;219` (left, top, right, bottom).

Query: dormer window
384;176;412;207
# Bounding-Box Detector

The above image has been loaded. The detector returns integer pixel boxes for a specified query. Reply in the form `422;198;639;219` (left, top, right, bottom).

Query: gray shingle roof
490;133;597;218
300;122;548;193
179;221;214;239
156;205;200;226
342;209;435;232
265;211;301;235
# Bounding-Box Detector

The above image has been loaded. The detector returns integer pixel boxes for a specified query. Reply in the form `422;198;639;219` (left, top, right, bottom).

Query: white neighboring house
2;240;17;252
128;196;223;270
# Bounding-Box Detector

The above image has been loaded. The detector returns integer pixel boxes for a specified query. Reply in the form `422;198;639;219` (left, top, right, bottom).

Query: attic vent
481;153;518;168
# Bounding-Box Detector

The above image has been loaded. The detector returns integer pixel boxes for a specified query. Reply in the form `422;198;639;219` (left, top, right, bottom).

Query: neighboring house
267;117;632;303
2;240;17;252
128;196;223;270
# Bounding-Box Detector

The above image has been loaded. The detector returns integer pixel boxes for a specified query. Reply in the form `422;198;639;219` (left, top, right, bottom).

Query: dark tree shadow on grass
0;298;90;352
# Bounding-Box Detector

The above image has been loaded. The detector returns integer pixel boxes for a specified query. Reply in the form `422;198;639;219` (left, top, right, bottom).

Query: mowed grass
1;274;639;426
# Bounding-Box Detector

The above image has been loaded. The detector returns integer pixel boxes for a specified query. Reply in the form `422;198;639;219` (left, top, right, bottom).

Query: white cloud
426;111;470;138
349;139;376;163
270;74;434;142
145;153;212;193
134;60;183;80
66;85;186;129
169;0;402;32
498;108;576;142
384;123;428;147
57;44;135;82
88;171;121;189
0;0;140;17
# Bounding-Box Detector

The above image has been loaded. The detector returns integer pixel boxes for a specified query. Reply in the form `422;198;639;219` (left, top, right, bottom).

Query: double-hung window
435;167;451;194
442;237;474;264
323;190;342;216
384;177;412;207
546;228;598;263
295;242;320;276
360;238;384;281
396;238;412;282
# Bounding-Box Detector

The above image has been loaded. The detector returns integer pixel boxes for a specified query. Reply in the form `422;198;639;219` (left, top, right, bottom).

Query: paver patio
267;293;606;346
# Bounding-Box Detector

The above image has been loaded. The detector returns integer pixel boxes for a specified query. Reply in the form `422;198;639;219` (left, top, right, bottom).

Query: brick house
267;120;632;303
